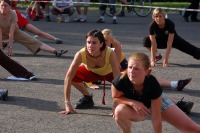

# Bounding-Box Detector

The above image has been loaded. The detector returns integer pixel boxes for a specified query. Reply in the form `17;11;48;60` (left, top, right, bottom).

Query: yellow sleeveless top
80;47;112;76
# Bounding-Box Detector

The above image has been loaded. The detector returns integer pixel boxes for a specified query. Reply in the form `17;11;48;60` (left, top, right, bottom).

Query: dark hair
86;29;106;51
0;0;11;6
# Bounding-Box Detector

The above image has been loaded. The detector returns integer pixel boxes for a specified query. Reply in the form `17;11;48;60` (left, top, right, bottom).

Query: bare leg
162;105;200;132
76;6;81;15
39;43;56;53
83;6;88;16
114;104;146;133
72;82;90;96
25;24;56;41
45;3;50;15
156;77;171;88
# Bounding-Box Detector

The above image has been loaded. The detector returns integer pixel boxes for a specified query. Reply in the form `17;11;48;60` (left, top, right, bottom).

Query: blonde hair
102;29;114;39
128;53;150;70
121;53;151;78
152;8;166;19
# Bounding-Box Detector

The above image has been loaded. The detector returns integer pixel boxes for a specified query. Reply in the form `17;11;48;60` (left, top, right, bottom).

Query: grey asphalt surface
0;9;200;133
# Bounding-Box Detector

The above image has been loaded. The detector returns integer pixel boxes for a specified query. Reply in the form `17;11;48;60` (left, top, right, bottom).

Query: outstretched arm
163;33;174;67
59;52;82;115
7;22;16;56
149;35;157;67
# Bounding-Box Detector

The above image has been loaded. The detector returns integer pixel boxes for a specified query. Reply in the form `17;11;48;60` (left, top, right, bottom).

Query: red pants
69;65;114;83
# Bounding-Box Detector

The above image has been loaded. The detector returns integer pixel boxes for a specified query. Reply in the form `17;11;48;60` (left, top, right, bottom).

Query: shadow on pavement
0;96;60;112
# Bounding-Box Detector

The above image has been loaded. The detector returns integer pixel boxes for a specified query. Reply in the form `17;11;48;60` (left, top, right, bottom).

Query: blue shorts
161;93;174;111
51;7;75;15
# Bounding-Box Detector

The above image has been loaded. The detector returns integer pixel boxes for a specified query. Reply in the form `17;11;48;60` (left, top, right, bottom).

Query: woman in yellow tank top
59;29;121;115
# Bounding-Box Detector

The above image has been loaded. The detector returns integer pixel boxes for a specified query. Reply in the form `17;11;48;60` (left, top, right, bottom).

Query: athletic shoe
56;49;68;57
175;78;192;91
176;97;194;114
96;19;105;23
33;15;39;21
73;16;81;22
27;73;36;80
112;19;117;24
80;18;86;22
64;15;70;23
55;38;63;44
75;95;94;109
155;54;162;62
46;16;51;22
0;89;8;101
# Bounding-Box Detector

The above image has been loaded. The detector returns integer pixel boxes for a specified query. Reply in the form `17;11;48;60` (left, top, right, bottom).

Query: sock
113;16;116;20
171;81;178;89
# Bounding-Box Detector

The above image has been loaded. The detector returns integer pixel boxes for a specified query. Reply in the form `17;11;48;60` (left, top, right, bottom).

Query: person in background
33;0;51;21
111;52;200;133
51;0;75;23
0;0;68;57
96;0;117;24
8;1;63;44
183;0;200;22
143;8;200;67
73;0;89;22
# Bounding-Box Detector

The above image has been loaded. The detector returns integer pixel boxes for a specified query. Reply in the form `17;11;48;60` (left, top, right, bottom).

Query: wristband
65;101;71;105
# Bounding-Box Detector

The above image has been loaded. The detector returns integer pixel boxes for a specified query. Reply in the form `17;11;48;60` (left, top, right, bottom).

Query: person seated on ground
143;8;200;67
8;1;63;44
58;29;192;115
0;49;36;80
51;0;75;23
73;0;89;22
111;52;200;133
0;0;68;57
88;29;191;91
33;0;51;22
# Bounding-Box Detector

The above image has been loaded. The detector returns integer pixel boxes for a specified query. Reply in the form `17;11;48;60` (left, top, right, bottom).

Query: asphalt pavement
0;9;200;133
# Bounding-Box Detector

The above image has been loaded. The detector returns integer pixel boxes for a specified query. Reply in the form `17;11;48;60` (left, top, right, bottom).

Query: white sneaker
64;15;70;23
73;16;81;22
80;18;86;22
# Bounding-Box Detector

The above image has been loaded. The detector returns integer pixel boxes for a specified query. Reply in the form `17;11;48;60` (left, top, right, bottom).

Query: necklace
88;51;102;58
